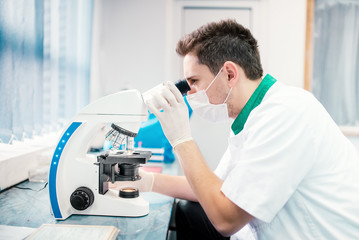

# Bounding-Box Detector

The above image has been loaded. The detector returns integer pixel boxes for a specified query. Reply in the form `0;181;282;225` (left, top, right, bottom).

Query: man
131;19;359;239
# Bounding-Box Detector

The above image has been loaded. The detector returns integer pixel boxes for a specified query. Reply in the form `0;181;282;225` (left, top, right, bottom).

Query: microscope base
56;189;149;220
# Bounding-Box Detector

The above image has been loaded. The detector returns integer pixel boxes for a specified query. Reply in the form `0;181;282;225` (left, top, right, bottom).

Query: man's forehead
183;53;200;68
183;54;209;78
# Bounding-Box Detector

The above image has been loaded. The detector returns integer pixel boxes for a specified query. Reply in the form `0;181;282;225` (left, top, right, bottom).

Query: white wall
260;0;307;88
91;0;168;101
90;0;312;170
91;0;307;99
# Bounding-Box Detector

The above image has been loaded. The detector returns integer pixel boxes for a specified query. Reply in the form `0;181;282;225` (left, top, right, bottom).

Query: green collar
231;74;277;135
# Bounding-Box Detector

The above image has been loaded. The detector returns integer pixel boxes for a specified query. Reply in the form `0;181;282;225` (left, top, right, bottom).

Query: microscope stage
100;151;152;164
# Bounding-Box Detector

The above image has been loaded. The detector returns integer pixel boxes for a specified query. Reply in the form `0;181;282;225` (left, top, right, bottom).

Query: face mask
186;67;232;123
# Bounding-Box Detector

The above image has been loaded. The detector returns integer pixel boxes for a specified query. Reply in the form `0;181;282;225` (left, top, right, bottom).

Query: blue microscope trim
49;122;82;219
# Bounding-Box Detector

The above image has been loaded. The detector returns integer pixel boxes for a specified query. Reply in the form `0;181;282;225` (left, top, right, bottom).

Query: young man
139;19;359;239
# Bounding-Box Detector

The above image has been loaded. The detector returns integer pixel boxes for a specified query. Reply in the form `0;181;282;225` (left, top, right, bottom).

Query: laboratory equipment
49;89;151;220
105;123;137;151
142;79;191;104
49;80;190;220
175;79;191;95
134;79;191;163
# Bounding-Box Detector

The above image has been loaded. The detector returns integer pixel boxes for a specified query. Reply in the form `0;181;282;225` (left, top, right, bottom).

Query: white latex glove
145;81;192;148
109;168;154;192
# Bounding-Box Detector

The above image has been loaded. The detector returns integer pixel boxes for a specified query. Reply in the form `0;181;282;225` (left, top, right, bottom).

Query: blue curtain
312;0;359;126
0;0;94;143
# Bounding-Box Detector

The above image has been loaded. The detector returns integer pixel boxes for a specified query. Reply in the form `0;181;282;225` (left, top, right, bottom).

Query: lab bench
0;163;178;240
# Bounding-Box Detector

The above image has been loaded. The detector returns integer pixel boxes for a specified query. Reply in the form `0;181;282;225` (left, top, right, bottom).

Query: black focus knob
70;187;94;211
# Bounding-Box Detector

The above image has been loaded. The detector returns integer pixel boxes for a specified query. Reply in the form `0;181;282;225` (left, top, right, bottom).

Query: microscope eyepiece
174;79;191;96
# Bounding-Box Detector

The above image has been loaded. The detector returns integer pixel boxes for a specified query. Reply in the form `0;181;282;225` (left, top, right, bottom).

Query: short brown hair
176;19;263;80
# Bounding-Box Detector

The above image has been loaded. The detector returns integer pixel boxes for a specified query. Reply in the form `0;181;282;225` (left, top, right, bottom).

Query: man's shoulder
244;82;327;133
266;82;314;101
260;82;321;114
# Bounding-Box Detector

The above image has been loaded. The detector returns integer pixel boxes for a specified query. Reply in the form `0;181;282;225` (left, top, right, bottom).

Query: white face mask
186;67;232;123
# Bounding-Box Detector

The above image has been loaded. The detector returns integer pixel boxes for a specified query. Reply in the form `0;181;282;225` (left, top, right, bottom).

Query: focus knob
70;187;94;211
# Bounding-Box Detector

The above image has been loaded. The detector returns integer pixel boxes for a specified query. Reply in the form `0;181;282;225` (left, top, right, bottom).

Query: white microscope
49;81;190;220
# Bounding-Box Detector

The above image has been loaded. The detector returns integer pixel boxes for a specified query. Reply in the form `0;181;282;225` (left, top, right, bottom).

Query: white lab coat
215;82;359;240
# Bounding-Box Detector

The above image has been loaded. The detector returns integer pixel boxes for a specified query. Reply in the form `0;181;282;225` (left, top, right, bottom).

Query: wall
90;0;310;170
91;0;307;97
91;0;168;101
260;0;307;88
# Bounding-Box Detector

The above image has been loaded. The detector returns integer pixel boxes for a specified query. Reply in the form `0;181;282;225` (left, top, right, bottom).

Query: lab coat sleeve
214;146;231;179
221;98;318;223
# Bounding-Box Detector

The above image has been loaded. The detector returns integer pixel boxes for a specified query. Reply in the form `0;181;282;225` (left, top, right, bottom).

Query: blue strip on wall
49;122;82;219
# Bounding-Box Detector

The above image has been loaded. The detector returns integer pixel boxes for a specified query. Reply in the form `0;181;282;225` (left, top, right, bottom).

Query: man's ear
223;61;239;88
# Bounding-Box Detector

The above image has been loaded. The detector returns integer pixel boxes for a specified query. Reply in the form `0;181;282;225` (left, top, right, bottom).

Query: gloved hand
109;168;154;192
145;81;192;148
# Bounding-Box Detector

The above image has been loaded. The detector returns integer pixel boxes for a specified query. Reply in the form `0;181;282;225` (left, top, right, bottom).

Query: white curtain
0;0;93;143
312;0;359;126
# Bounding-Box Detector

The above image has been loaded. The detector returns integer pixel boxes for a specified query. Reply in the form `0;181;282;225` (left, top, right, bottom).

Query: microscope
49;80;190;220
